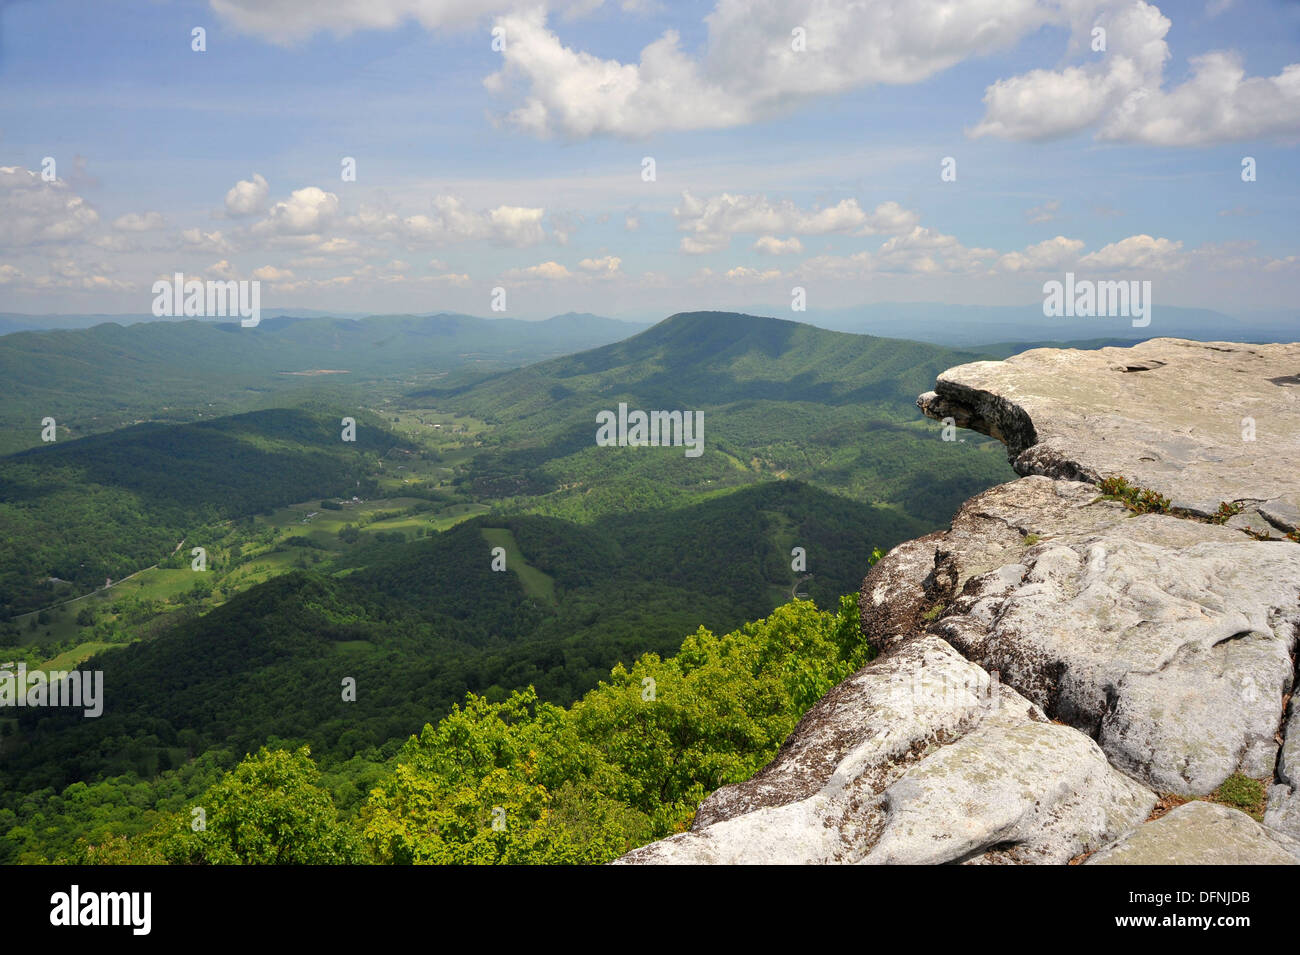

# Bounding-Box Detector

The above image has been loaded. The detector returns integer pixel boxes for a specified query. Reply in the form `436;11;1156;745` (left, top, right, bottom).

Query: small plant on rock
1210;501;1245;524
1097;475;1171;515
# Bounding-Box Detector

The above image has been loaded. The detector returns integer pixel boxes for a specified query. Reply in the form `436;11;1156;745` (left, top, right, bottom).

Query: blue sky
1;0;1298;319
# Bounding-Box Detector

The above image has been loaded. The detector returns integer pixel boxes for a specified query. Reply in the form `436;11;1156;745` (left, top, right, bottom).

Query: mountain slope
0;479;917;804
420;311;1016;523
0;312;646;453
0;408;397;615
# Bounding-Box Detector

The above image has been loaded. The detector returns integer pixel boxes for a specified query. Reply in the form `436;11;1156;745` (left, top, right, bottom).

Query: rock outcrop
1086;801;1300;865
617;636;1155;865
916;338;1300;527
620;338;1300;864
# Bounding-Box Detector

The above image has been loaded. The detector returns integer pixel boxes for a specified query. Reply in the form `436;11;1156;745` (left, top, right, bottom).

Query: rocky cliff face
619;339;1300;865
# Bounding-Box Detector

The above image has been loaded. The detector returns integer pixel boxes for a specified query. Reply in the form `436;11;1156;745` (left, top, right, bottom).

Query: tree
161;746;362;864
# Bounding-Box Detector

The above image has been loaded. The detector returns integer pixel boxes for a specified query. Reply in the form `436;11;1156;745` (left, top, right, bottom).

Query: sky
1;0;1298;320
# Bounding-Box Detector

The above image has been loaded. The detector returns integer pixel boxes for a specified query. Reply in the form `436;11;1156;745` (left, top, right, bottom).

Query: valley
0;311;1016;863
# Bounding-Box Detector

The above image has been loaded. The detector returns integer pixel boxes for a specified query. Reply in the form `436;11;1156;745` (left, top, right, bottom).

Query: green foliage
362;595;869;864
428;312;1014;525
0;313;1018;862
0;313;644;455
1210;501;1246;524
158;747;363;864
0;409;395;615
1097;475;1171;515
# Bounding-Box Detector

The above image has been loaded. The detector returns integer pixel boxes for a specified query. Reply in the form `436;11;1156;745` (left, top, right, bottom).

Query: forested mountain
0;408;396;616
0;311;1017;863
0;312;646;453
1;480;913;860
424;311;1014;522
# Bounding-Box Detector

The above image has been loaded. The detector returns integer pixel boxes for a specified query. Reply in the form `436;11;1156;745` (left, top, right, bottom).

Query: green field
480;526;558;605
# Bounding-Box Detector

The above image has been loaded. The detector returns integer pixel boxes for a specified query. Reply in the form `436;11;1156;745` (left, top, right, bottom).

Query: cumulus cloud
753;236;803;255
112;211;166;232
503;260;572;280
254;186;340;235
577;255;621;273
794;226;998;279
224;173;270;217
0;166;99;246
1078;233;1185;270
252;264;295;281
674;192;919;253
208;0;589;44
90;234;139;252
1102;51;1300;146
349;195;546;246
181;228;235;253
972;0;1300;145
996;236;1085;272
873;227;997;274
486;2;1062;138
28;258;130;292
724;266;781;281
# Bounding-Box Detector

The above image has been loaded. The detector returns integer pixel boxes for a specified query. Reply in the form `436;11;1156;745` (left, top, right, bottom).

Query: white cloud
486;2;1063;138
252;264;295;281
793;226;997;278
503;260;573;280
209;259;239;279
254;186;340;235
0;264;23;283
349;195;546;246
90;234;139;252
1102;51;1300;146
577;255;622;273
207;0;589;44
1025;200;1061;224
181;228;235;253
972;1;1300;145
224;173;270;217
112;211;166;232
724;266;781;281
0;166;99;246
27;259;130;292
996;236;1085;272
753;236;803;255
1077;234;1185;271
873;227;997;274
675;192;919;253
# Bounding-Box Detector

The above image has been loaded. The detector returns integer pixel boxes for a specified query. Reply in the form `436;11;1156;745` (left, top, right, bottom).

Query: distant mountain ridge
0;309;646;336
791;301;1297;346
0;312;648;453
